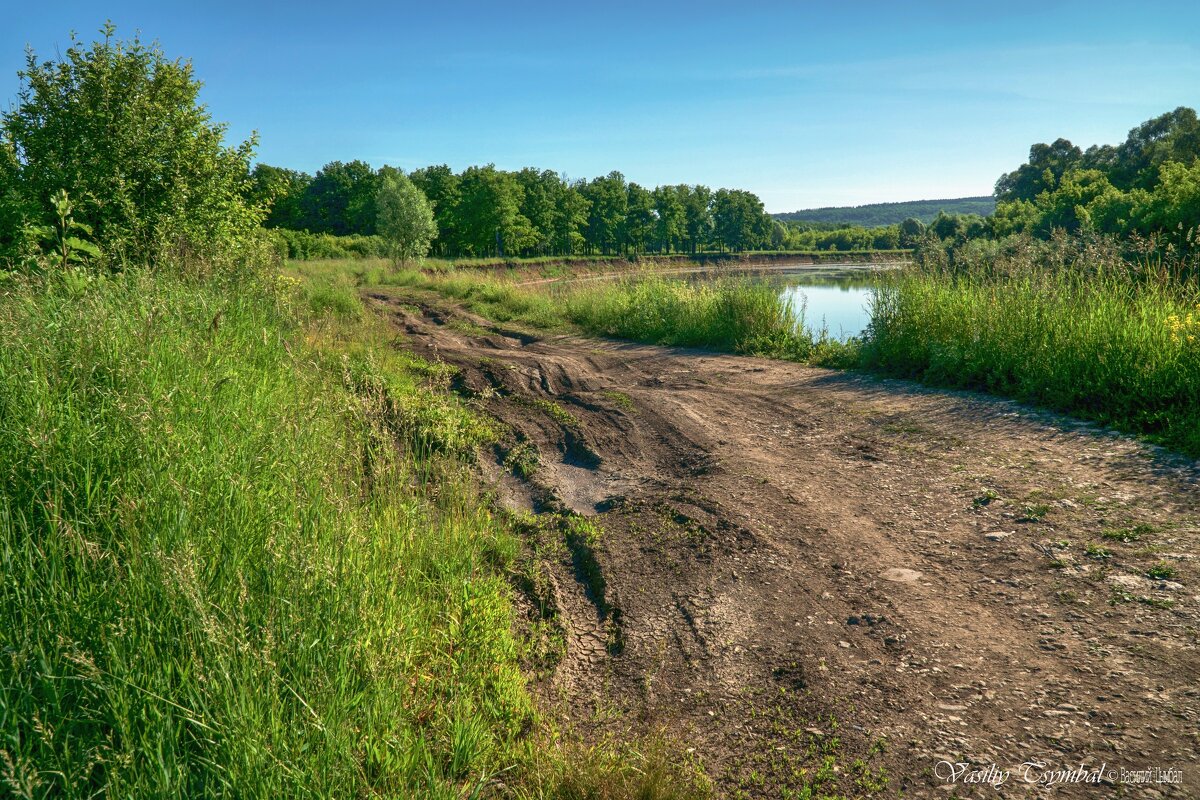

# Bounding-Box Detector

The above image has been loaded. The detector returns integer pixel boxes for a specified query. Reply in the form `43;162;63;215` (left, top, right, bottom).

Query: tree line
251;162;796;258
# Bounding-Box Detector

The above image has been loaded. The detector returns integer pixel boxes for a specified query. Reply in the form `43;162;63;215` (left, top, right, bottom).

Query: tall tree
680;185;713;254
582;171;628;254
409;164;461;255
623;182;655;254
711;189;770;252
994;138;1083;203
250;164;311;230
375;172;436;263
653;185;686;253
515;167;560;255
455;165;535;256
301;160;378;235
1112;107;1200;190
553;179;591;255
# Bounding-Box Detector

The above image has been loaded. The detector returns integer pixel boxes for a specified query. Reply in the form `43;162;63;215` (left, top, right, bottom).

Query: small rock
882;567;923;583
985;531;1013;541
1109;574;1151;591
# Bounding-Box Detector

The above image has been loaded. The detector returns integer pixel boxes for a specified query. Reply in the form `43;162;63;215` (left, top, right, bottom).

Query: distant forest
774;197;996;227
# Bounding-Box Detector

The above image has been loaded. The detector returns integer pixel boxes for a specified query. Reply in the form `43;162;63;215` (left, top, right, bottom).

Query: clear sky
5;1;1200;212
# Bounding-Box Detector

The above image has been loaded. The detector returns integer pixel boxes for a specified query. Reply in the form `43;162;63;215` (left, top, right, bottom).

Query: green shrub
1;24;263;270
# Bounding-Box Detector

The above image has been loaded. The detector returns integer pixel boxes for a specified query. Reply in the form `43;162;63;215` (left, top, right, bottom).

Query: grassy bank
0;267;705;798
863;267;1200;455
294;258;860;367
310;251;1200;458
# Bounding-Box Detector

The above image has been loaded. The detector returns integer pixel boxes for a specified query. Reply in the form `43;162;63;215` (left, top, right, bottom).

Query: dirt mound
373;290;1200;798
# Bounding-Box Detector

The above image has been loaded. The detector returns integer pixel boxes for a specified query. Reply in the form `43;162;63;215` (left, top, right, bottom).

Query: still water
774;269;876;340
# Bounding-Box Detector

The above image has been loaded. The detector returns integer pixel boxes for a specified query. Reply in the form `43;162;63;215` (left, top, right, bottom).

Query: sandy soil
372;290;1199;799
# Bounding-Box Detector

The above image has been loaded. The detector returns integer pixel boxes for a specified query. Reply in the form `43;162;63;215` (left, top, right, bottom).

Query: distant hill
775;196;996;227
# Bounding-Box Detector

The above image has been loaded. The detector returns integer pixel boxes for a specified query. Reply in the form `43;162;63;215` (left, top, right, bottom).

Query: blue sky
5;1;1200;211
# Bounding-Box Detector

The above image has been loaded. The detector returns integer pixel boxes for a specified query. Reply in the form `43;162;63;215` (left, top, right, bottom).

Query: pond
694;265;880;340
774;268;877;340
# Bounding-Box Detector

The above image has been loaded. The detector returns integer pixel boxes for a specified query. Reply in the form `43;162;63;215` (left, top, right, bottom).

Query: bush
0;24;263;270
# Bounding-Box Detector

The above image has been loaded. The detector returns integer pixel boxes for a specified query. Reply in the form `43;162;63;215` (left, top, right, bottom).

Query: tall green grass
863;268;1200;455
0;268;707;797
310;258;859;365
561;276;816;359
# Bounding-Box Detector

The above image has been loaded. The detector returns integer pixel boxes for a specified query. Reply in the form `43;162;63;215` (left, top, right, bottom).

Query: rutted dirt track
374;290;1199;799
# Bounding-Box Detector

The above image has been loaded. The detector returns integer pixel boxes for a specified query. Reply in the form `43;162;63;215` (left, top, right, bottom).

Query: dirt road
373;290;1199;799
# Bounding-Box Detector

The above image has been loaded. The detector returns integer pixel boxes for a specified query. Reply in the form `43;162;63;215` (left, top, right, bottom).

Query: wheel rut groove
373;290;1200;798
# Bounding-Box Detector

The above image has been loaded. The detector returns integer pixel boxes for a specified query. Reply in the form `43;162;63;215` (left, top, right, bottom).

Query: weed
1146;563;1178;581
973;489;999;507
504;441;540;479
1104;524;1154;543
862;260;1200;456
602;389;635;411
1018;503;1051;522
1085;543;1113;559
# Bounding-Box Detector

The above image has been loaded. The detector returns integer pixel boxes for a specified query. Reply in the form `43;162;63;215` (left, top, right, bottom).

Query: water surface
698;265;878;340
774;269;875;340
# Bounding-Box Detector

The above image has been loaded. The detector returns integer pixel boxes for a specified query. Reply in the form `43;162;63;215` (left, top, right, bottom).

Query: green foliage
711;188;772;252
1;23;263;269
270;229;386;260
775;197;996;227
780;221;905;252
248;163;311;229
300;159;379;235
260;161;798;259
0;269;541;796
862;247;1200;455
30;189;102;269
455;165;537;257
375;172;437;264
990;107;1200;249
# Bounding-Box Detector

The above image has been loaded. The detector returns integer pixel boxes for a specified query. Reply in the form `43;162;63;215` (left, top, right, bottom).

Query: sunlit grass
0;267;709;797
302;258;861;366
863;267;1200;455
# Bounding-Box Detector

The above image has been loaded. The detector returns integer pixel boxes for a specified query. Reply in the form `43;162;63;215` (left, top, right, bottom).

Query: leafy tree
1031;169;1121;234
455;165;535;256
712;188;770;252
250;164;311;229
898;217;925;247
653;185;686;253
582;172;628;254
1112;107;1200;189
990;199;1039;237
680;185;713;253
300;160;378;235
409;164;461;255
375;172;436;263
872;226;901;250
1;23;263;268
623;182;656;254
995;138;1082;203
1138;160;1200;234
515;167;560;255
552;180;590;255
